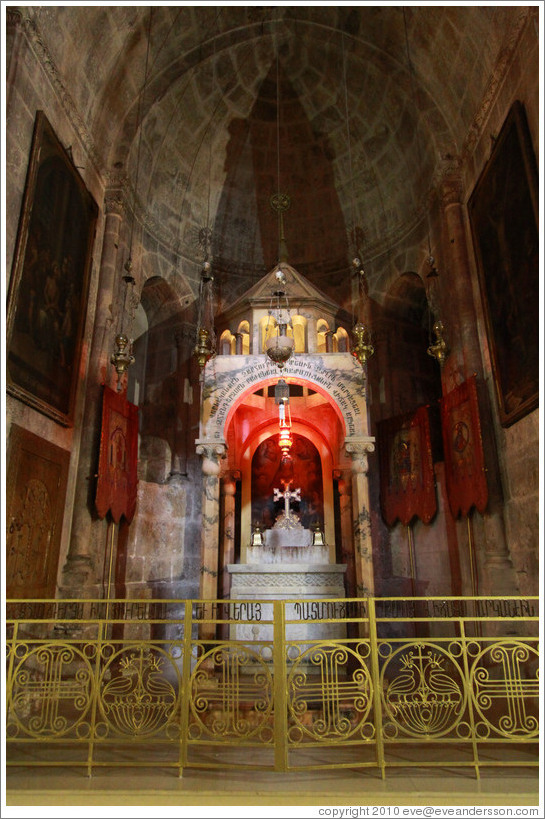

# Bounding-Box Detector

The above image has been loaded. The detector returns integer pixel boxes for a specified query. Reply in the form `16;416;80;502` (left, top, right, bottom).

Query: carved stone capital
104;188;125;216
196;440;227;476
345;437;375;475
439;173;464;209
7;7;23;29
345;438;375;457
174;324;195;347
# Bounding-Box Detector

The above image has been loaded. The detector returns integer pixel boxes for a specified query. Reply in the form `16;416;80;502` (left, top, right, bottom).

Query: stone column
220;472;239;600
235;333;243;355
170;327;192;478
336;471;356;599
196;441;227;602
439;172;517;597
439;173;483;380
345;439;375;597
61;190;125;592
325;331;334;353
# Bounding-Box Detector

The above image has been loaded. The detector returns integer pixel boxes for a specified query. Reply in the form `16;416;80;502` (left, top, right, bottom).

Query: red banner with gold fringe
440;375;488;518
378;406;436;526
95;386;139;523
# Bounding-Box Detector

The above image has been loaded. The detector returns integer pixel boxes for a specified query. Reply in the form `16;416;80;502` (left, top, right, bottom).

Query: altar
227;478;347;651
195;263;376;611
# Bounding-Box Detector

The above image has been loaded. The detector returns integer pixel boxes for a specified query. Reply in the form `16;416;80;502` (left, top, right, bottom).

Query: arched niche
334;326;349;352
291;315;307;352
135;274;191;482
239;419;335;563
381;271;442;414
237;320;251;354
317;319;330;353
220;329;235;355
251;433;324;530
258;316;301;353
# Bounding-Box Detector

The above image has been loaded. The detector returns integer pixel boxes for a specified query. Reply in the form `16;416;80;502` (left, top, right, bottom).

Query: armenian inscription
203;354;367;440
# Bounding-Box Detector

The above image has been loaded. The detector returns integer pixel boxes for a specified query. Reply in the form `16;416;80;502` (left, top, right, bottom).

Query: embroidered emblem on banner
378;405;436;527
95;386;139;523
440;375;488;518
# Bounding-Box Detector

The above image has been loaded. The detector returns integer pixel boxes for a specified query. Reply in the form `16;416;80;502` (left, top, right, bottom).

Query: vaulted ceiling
24;5;530;313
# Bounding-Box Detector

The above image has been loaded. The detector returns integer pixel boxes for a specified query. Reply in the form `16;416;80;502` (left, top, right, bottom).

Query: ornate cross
273;482;301;519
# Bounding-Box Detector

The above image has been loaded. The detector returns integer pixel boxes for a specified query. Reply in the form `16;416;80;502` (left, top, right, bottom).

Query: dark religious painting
6;425;70;598
468;100;538;427
95;386;139;524
378;406;436;527
251;433;324;530
440;375;488;519
6;111;98;426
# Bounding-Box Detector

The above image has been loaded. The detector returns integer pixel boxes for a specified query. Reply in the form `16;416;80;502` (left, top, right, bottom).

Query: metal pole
467;514;478;597
407;523;417;597
467;513;481;636
105;519;116;625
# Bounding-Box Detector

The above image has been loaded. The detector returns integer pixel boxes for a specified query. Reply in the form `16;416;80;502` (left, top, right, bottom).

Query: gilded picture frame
6;111;98;426
468;100;539;427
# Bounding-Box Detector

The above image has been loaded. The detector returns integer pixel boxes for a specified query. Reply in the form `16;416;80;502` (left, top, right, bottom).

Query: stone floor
4;745;541;813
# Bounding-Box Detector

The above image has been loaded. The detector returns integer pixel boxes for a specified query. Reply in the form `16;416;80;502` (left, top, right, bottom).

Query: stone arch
135;275;191;482
219;370;349;446
381;270;442;417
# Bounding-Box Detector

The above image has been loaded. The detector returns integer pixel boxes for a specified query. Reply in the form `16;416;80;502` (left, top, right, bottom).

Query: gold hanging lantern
110;332;135;391
352;321;375;366
425;256;449;368
193;259;216;370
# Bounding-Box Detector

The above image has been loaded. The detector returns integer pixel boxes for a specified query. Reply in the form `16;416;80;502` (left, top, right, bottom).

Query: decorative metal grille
5;596;539;777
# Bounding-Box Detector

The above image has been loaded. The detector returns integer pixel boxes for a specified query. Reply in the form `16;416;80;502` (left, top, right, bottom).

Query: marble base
245;544;329;564
263;526;312;549
227;563;347;668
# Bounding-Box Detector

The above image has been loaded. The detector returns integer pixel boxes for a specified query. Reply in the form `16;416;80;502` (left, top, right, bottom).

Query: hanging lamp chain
403;8;448;369
111;8;152;391
342;32;374;370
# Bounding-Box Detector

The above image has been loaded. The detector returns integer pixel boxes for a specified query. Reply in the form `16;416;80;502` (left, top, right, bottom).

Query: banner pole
407;523;417;597
105;519;116;626
467;513;478;597
467;512;481;636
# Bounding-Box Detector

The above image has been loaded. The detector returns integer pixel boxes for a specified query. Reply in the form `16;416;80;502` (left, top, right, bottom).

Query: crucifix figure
273;480;301;521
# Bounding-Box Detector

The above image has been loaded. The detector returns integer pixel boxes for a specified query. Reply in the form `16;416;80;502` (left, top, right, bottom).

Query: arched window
237;320;250;354
260;315;277;352
316;319;330;353
291;315;307;352
334;326;349;352
219;329;235;355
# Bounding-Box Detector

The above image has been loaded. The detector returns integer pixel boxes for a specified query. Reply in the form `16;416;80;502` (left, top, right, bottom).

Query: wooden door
6;424;70;598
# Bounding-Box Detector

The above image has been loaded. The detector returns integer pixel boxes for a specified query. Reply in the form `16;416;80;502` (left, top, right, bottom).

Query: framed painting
6;111;98;426
468;100;539;427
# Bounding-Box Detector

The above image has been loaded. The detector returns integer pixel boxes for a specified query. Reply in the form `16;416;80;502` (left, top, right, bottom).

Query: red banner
440;375;488;518
378;406;437;526
95;386;139;523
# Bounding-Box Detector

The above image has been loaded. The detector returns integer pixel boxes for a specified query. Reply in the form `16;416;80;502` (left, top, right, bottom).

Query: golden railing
5;596;539;778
